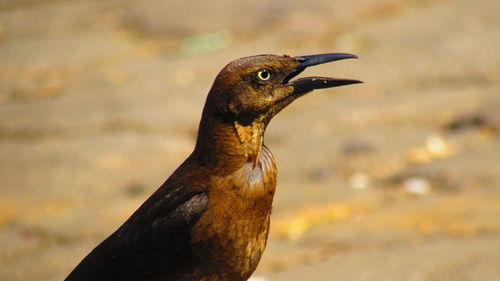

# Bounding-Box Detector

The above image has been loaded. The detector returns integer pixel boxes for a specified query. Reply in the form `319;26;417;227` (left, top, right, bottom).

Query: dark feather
65;183;208;281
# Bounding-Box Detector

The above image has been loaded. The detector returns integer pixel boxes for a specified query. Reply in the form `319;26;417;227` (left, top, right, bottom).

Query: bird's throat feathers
233;120;265;167
195;112;269;174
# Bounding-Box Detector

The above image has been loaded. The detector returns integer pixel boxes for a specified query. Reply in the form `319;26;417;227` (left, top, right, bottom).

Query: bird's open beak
284;53;362;95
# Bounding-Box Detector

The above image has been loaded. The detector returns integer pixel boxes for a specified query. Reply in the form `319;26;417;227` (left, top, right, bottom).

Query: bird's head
205;53;362;126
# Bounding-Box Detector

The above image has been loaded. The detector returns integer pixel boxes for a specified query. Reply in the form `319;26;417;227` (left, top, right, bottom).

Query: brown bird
65;53;361;281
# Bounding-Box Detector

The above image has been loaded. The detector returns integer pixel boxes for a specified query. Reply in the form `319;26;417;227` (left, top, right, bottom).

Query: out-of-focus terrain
0;0;499;280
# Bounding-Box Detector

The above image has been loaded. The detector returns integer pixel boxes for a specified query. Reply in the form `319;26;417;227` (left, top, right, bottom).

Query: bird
65;53;361;281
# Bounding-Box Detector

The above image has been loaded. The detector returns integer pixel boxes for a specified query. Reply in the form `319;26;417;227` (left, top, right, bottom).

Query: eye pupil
257;69;271;81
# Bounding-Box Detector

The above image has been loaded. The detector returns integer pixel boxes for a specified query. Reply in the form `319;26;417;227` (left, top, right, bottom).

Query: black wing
65;183;208;281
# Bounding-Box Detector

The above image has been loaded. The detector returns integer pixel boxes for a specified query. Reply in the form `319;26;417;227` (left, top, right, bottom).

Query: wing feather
65;183;208;281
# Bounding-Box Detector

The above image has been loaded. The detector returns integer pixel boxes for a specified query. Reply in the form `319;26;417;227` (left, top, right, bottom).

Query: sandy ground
0;0;499;280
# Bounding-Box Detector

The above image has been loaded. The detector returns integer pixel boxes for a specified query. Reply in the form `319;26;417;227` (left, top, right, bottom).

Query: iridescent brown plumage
65;53;361;281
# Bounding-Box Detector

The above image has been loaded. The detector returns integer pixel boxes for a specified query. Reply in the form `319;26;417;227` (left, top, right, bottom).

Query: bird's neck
194;113;266;175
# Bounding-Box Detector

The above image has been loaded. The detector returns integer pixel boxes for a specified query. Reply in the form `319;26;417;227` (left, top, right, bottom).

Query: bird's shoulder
117;182;208;242
117;159;210;246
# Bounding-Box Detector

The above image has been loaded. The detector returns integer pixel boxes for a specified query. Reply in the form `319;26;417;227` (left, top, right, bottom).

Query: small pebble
349;173;372;190
404;177;431;195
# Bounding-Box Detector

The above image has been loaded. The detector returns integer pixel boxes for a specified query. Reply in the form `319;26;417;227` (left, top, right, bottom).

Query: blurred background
0;0;499;280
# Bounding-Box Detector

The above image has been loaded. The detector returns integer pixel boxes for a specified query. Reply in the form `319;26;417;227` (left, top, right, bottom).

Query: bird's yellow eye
256;69;272;81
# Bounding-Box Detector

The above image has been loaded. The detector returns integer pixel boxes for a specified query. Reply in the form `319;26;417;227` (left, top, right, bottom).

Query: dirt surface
1;0;499;280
